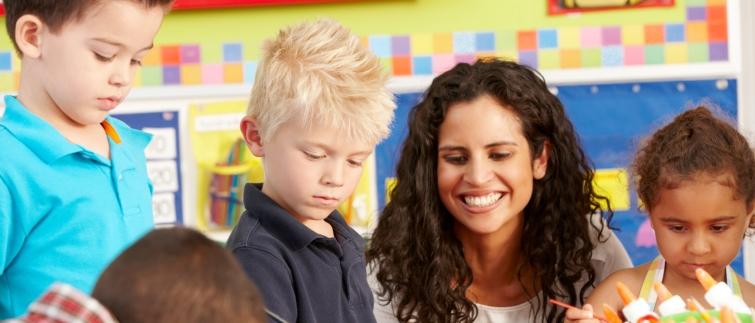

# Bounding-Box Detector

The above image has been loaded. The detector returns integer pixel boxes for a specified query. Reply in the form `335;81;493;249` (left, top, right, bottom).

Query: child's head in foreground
92;227;266;323
633;106;755;281
4;0;172;126
240;19;395;223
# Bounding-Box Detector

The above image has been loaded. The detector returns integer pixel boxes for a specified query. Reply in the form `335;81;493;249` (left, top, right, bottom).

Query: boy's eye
130;59;143;66
710;224;729;233
303;151;325;160
94;52;114;62
443;155;467;165
347;159;363;167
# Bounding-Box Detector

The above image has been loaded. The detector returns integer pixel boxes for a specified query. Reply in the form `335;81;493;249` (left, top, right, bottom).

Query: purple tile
709;42;728;61
162;65;180;85
391;36;410;55
518;51;538;68
602;26;621;46
180;45;201;64
687;6;707;21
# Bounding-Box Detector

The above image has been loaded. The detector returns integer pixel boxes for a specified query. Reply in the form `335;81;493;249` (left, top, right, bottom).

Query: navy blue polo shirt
228;184;375;323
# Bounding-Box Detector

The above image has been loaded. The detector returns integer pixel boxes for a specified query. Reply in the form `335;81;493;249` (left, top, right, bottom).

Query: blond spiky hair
247;19;396;144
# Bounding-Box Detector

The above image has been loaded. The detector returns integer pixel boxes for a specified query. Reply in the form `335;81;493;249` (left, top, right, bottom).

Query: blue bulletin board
114;111;184;226
375;79;741;273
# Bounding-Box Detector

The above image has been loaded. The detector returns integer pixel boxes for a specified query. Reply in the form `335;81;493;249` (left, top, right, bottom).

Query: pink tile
624;46;644;65
580;27;602;48
201;64;223;84
432;54;456;74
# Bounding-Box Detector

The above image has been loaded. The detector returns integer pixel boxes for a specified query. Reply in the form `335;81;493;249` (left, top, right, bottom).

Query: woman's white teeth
464;192;502;207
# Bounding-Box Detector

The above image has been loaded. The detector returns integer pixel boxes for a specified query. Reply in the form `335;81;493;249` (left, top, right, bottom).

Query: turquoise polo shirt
0;96;154;319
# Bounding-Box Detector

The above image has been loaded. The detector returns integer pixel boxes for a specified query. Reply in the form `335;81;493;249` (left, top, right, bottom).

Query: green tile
688;43;709;62
140;66;163;86
538;49;560;69
380;57;393;74
581;48;601;67
686;0;707;6
645;45;665;65
496;30;516;51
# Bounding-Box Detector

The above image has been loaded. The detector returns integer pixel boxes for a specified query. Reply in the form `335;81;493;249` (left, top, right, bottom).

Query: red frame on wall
172;0;355;10
547;0;674;15
0;0;354;14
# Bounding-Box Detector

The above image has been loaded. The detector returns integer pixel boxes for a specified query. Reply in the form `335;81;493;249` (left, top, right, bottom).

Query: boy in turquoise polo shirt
0;0;173;318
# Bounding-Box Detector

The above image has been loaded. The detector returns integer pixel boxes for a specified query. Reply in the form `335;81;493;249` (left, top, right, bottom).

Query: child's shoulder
586;261;651;309
736;273;755;306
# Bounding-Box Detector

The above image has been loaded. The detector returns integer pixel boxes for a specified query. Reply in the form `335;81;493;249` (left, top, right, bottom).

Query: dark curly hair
633;106;755;211
367;58;612;323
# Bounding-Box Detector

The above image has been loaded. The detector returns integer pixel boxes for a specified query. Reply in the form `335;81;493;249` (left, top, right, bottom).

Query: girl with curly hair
367;58;631;323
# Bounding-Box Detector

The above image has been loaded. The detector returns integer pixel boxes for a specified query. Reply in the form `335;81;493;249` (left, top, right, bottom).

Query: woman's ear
15;14;45;58
240;116;265;157
532;141;550;180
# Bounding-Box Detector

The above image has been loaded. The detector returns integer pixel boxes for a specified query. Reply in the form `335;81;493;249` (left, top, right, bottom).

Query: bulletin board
113;110;185;225
375;78;742;273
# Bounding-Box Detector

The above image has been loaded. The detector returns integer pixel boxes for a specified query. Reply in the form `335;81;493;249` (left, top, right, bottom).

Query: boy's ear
240;116;264;157
532;141;550;180
15;14;44;58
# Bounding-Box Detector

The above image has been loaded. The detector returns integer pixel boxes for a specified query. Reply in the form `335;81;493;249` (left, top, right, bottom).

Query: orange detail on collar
101;120;122;144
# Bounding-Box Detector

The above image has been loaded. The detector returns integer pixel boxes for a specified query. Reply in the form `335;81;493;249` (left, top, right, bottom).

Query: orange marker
654;282;686;316
616;282;658;323
695;268;717;291
720;306;736;323
617;281;635;305
653;282;672;302
602;304;622;323
686;297;713;323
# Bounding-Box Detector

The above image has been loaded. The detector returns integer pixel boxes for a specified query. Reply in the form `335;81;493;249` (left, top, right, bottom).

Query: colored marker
601;304;622;323
547;299;608;322
695;268;750;314
686;297;713;323
653;282;686;316
617;282;659;323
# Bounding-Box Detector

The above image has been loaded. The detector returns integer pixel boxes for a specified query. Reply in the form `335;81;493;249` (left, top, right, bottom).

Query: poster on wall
547;0;674;15
376;79;741;274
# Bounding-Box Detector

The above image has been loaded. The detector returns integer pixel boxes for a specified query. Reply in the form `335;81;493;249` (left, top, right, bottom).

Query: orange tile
708;21;727;42
644;25;665;44
559;49;581;68
180;64;202;85
433;33;453;53
707;5;727;23
142;47;162;66
223;63;243;83
160;45;180;65
686;22;708;42
517;30;537;50
392;56;411;76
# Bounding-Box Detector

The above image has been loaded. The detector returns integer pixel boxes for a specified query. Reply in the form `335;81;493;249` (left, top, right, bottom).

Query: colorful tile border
0;1;730;91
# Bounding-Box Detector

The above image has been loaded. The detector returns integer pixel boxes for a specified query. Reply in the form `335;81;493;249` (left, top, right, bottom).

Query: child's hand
564;304;602;323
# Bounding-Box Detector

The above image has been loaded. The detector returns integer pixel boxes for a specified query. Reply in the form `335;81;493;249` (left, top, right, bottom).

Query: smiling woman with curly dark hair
366;58;631;323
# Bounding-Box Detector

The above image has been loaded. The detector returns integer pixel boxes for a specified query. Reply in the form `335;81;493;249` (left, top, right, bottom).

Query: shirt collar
1;96;127;164
243;183;358;251
22;283;117;323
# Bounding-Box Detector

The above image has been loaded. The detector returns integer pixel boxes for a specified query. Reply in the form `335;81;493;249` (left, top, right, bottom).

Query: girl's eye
94;52;114;62
130;59;143;66
668;225;687;233
443;155;467;165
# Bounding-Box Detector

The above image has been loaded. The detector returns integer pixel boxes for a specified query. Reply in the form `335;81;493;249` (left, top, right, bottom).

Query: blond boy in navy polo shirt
227;19;396;323
0;0;173;318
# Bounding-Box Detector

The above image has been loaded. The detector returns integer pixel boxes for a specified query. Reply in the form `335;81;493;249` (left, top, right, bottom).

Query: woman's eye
490;152;511;160
443;155;467;164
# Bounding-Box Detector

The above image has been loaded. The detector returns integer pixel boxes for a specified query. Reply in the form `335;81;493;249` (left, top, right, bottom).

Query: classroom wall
2;0;752;275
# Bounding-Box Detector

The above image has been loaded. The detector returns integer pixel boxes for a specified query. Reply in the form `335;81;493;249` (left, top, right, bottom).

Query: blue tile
223;43;243;62
453;32;476;53
369;35;392;58
412;56;432;75
601;46;623;66
475;32;496;52
243;62;257;83
665;24;685;42
0;52;11;71
538;29;558;49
